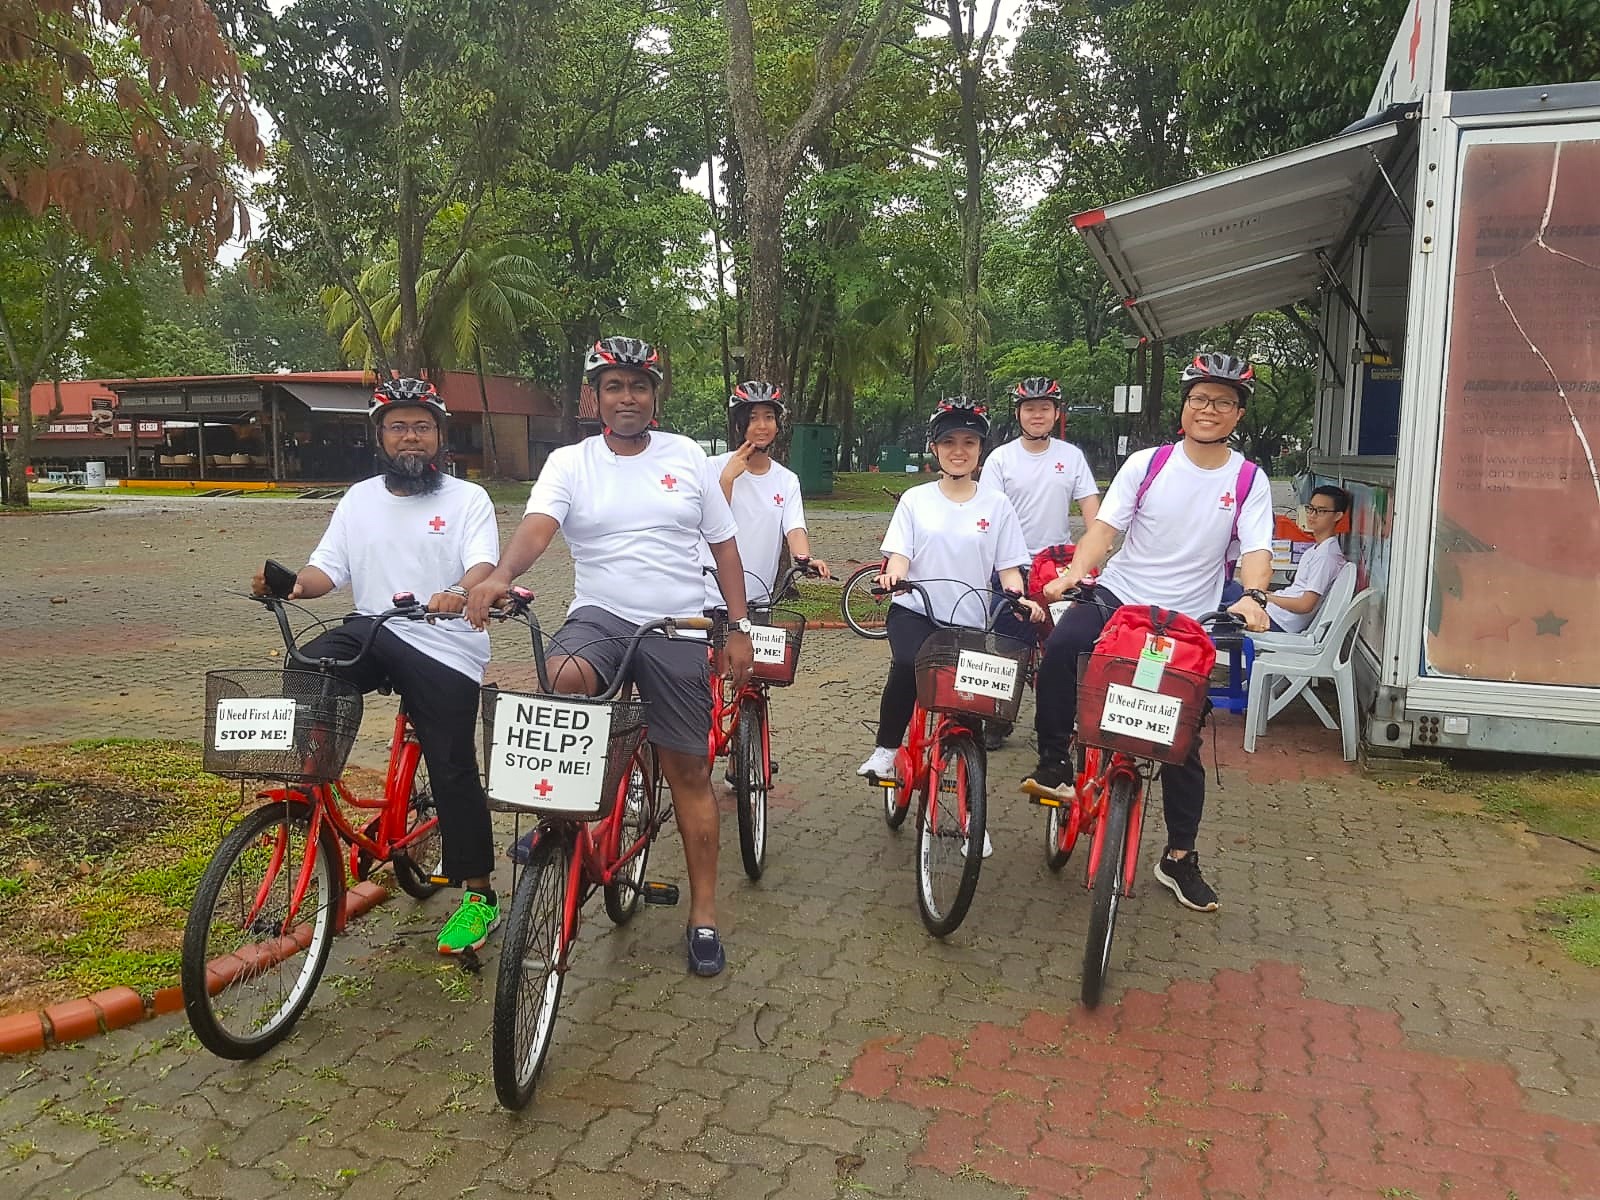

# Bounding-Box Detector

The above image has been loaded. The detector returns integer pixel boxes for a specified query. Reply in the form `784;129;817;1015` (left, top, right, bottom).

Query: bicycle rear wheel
603;743;658;925
1082;775;1138;1009
392;754;444;900
492;830;571;1110
732;696;769;880
915;733;985;937
181;797;340;1059
840;563;891;639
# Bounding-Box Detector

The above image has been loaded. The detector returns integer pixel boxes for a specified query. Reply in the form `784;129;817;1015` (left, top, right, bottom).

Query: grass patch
0;740;246;1013
806;471;924;512
1539;868;1600;967
0;498;105;514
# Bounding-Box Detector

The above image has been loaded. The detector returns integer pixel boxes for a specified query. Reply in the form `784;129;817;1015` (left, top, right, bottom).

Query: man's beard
379;448;445;495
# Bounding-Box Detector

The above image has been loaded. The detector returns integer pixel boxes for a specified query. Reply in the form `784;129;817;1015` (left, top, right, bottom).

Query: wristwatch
730;616;754;635
1242;588;1268;606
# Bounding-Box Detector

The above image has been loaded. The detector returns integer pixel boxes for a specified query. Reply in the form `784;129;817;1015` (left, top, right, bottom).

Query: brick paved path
2;497;1598;1199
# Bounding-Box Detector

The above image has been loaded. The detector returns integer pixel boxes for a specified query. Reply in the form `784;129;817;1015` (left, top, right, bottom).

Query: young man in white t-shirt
977;376;1101;746
253;378;502;957
701;380;830;613
467;337;754;978
1263;486;1349;634
1034;354;1274;913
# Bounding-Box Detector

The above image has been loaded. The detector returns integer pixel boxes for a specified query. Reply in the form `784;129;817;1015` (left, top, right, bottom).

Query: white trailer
1069;4;1600;758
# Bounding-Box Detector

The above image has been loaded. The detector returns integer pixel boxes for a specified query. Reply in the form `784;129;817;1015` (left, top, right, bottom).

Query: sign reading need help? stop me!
488;693;612;815
213;699;297;749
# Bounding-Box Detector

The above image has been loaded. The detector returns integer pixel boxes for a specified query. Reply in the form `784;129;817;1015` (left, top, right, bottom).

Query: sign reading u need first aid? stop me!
488;693;612;815
955;650;1019;700
213;699;296;749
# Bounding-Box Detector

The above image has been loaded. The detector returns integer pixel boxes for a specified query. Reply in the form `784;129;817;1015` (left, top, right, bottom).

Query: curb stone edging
0;879;392;1057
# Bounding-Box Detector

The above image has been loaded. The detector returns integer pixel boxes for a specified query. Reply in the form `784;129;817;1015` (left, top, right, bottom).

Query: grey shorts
546;606;712;757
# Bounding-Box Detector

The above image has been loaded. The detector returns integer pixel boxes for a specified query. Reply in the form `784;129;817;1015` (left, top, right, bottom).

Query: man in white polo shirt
467;336;754;977
1263;486;1349;633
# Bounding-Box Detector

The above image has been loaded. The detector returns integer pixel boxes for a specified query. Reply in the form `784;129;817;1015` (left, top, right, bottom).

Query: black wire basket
203;669;365;784
1075;652;1209;765
749;608;806;686
913;627;1031;723
480;686;649;820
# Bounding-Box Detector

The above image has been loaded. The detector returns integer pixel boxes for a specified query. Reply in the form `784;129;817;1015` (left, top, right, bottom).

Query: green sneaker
437;890;500;955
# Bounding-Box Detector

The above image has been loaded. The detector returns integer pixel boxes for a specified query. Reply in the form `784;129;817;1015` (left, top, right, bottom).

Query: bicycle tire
733;696;769;881
915;733;985;937
1082;775;1137;1010
181;798;340;1060
492;831;571;1110
603;743;658;925
840;563;891;639
882;775;910;830
1044;743;1087;873
392;753;443;900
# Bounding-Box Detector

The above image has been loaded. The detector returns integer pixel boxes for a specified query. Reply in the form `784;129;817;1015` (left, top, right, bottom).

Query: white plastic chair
1244;586;1374;761
1249;560;1356;654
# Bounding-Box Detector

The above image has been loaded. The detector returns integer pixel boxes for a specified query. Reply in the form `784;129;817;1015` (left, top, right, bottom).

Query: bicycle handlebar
250;590;450;670
869;578;1032;635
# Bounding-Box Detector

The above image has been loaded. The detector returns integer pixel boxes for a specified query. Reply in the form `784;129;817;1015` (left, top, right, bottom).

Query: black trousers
1032;587;1208;852
874;605;941;749
300;618;494;880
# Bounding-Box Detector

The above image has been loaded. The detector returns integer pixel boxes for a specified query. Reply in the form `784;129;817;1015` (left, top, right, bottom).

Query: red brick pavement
846;961;1600;1200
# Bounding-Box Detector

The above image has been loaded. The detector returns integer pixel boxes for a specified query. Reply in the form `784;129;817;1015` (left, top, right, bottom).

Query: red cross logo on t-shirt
1054;462;1065;473
773;493;784;507
1218;492;1235;510
976;518;990;532
660;474;677;491
534;779;554;798
428;515;446;532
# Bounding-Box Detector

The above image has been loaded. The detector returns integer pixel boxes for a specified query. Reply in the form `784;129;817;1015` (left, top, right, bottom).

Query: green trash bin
789;423;837;497
877;446;907;473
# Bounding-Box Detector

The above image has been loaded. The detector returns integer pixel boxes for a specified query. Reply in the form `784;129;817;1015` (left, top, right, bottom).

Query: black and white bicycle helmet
927;396;990;444
584;336;663;385
369;377;447;423
1179;352;1255;402
1012;377;1062;406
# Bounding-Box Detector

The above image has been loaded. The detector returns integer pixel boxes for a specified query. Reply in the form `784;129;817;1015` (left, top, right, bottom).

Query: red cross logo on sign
773;493;784;506
661;474;677;491
1218;492;1235;510
534;779;554;797
976;519;990;531
428;516;446;532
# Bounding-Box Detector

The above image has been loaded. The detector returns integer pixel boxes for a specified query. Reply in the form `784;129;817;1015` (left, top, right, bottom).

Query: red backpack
1093;604;1217;679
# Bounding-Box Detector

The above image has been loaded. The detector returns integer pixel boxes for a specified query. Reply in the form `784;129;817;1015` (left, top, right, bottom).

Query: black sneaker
983;721;1010;752
1153;850;1219;912
686;926;726;977
1024;757;1073;794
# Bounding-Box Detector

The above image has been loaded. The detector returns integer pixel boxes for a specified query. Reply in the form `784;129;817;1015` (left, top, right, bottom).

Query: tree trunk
474;345;501;478
958;74;985;400
838;377;856;471
743;177;786;380
4;371;38;507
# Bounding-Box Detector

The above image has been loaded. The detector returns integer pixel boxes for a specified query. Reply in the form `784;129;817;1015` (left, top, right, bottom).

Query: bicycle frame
1077;746;1149;898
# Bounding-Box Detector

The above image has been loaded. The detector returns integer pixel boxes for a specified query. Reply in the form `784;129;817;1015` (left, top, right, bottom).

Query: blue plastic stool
1208;637;1254;714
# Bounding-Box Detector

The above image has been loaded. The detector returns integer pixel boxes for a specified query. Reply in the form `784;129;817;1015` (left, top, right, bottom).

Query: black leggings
873;605;942;749
299;618;494;880
1032;587;1208;852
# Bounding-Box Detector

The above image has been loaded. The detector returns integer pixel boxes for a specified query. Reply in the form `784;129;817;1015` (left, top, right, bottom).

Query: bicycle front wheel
603;743;658;925
840;563;891;639
492;831;572;1110
915;733;985;937
392;753;444;900
1045;743;1087;873
181;798;340;1060
733;696;769;880
1082;775;1138;1009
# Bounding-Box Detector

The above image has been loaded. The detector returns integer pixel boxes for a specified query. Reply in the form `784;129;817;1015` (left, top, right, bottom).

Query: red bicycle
1023;587;1243;1007
854;580;1033;937
706;560;820;880
183;586;449;1059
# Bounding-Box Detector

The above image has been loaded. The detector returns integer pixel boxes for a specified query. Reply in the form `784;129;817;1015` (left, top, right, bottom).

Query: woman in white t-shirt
856;399;1043;794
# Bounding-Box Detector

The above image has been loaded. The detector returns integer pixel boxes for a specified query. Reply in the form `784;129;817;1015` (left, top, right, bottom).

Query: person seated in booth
1261;485;1349;634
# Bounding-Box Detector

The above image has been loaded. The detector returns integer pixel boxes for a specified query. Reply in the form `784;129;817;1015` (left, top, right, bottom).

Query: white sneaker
857;746;899;780
962;829;994;859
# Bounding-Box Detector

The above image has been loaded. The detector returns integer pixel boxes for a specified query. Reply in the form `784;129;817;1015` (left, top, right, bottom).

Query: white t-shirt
700;454;807;610
307;475;500;683
1096;444;1274;619
527;432;739;627
979;437;1099;555
1267;536;1347;634
881;482;1030;628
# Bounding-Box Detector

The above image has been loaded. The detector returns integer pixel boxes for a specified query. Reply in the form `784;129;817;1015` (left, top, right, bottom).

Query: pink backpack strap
1132;443;1176;514
1224;459;1263;582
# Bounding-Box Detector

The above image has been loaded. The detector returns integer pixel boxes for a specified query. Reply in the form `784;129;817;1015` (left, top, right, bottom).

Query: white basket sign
750;624;788;664
954;650;1019;700
213;699;297;750
1099;683;1182;746
488;692;612;814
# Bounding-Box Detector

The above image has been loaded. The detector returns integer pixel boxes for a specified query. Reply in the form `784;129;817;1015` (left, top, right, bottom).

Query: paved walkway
2;498;1598;1199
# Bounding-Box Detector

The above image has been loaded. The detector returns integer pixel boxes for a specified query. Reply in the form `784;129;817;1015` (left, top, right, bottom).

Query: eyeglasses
1184;394;1240;413
1305;506;1338;516
381;421;438;438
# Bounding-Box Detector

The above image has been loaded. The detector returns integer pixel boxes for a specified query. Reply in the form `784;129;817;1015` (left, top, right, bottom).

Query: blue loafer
685;926;726;977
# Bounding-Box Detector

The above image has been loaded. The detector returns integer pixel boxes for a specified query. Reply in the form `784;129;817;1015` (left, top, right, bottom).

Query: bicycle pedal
769;757;779;775
870;776;898;789
640;881;679;906
1020;779;1069;806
